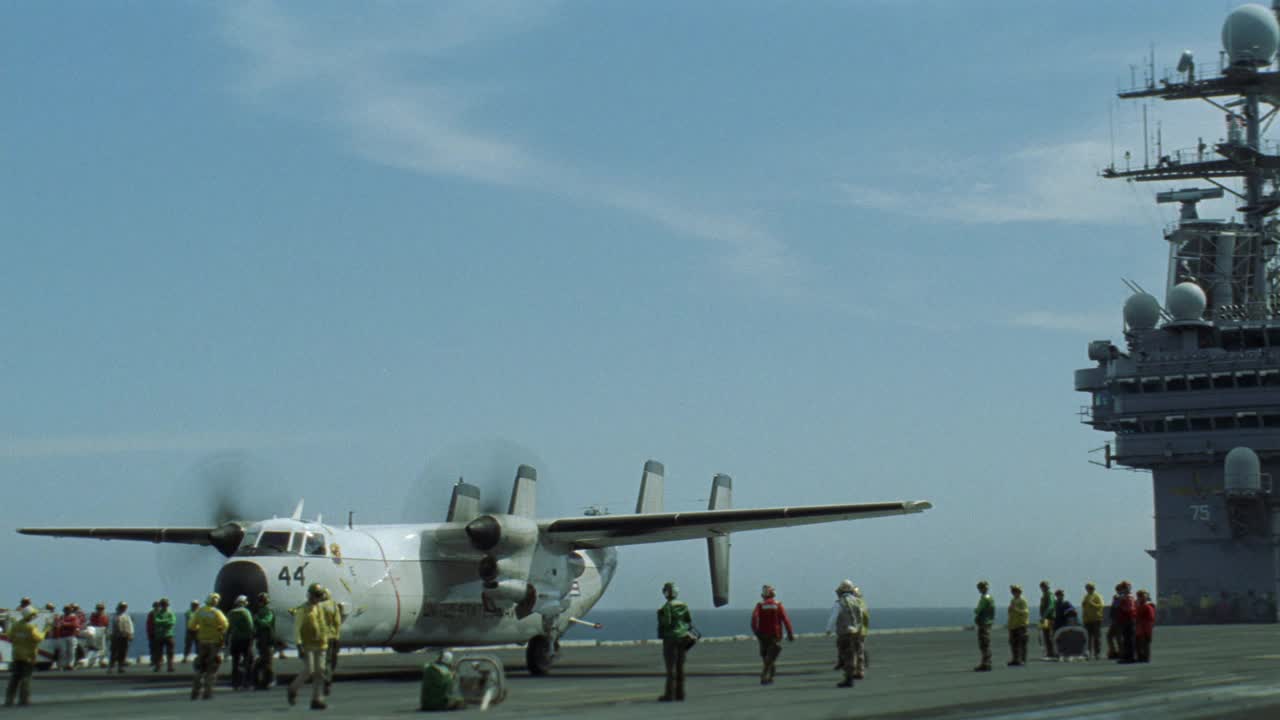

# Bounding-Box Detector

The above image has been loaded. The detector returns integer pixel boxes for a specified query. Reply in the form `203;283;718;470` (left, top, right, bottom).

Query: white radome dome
1222;4;1280;68
1166;282;1207;322
1123;292;1161;330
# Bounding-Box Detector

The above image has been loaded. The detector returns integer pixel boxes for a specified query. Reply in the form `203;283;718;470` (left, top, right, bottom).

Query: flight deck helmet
761;585;775;599
837;579;855;594
662;582;678;599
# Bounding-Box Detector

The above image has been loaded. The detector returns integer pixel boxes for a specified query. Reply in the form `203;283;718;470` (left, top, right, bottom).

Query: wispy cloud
839;140;1150;226
218;2;807;294
1008;309;1117;335
0;430;336;459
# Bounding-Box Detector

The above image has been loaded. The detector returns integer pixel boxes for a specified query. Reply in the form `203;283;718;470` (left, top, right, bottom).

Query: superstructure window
1238;412;1261;428
1237;372;1258;388
1212;416;1237;430
1188;375;1210;391
1189;417;1212;432
1213;373;1234;390
1263;371;1280;387
1166;416;1187;432
1166;376;1188;392
1141;377;1164;393
1264;415;1280;428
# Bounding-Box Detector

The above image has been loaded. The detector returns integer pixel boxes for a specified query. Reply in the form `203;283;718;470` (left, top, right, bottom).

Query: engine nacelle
465;514;538;554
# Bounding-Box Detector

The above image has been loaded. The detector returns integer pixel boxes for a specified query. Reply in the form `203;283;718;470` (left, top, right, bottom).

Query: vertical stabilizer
446;481;482;523
707;473;732;607
635;460;665;513
508;465;537;518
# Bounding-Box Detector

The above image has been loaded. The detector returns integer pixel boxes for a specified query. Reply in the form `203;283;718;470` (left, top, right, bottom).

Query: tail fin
635;460;665;514
446;481;482;523
707;473;732;607
507;465;537;517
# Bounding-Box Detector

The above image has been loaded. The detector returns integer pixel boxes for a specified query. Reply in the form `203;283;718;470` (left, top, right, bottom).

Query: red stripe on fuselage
365;532;401;645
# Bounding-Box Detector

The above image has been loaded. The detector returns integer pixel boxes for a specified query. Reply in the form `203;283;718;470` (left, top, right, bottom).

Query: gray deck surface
4;625;1279;719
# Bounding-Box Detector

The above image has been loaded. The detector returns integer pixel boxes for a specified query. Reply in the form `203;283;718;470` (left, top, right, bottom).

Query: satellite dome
1222;4;1280;68
1166;282;1206;322
1224;446;1261;493
1123;292;1161;330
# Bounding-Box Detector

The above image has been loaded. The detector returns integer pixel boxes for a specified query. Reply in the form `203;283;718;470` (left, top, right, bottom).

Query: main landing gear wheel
526;635;559;676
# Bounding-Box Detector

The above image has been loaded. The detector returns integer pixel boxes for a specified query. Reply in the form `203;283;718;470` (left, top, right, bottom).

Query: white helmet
836;579;855;594
235;595;248;607
438;650;454;666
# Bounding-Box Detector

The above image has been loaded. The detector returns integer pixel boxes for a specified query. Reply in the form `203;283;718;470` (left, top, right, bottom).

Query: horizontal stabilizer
543;500;932;548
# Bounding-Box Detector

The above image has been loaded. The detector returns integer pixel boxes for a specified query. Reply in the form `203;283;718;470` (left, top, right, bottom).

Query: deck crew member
1135;589;1156;662
419;650;465;711
182;599;200;663
826;579;863;688
1081;583;1104;660
320;586;344;695
854;586;870;675
190;593;229;700
973;581;995;671
750;584;795;685
107;602;134;674
1038;581;1056;658
1007;585;1029;666
227;595;256;690
252;592;276;689
4;607;46;706
153;598;177;672
656;581;694;702
288;583;333;710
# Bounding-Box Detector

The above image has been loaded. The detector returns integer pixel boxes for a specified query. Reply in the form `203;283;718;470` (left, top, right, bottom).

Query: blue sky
0;1;1253;611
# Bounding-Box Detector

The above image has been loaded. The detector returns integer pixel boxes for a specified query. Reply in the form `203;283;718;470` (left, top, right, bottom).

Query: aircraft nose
213;560;269;611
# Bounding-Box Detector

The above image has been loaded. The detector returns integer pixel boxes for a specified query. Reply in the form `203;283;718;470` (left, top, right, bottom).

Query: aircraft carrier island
1076;3;1280;623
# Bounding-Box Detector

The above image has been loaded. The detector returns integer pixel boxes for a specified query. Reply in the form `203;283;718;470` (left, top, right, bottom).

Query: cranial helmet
235;595;248;606
308;584;326;600
438;650;454;666
761;585;775;599
662;582;678;599
207;592;221;606
257;592;270;604
837;579;855;594
21;606;38;620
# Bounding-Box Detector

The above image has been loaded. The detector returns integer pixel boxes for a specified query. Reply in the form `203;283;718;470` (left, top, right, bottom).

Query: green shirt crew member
973;581;994;672
656;582;694;702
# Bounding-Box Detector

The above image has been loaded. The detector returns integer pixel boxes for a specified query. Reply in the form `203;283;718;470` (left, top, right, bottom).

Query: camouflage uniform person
853;586;870;676
190;593;229;700
825;579;862;688
1006;585;1030;666
656;581;693;702
973;580;995;671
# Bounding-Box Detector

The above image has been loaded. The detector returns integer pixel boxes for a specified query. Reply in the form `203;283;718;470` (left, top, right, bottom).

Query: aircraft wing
541;500;931;548
17;526;224;547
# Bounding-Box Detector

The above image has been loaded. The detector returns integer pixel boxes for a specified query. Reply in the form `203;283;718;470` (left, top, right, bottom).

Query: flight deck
5;625;1279;719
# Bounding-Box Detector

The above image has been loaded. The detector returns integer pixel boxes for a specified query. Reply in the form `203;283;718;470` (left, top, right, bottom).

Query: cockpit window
236;530;260;553
259;531;292;554
288;533;303;554
304;533;326;556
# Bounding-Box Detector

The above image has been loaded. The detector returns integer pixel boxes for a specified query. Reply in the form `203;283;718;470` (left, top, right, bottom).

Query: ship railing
1116;56;1228;95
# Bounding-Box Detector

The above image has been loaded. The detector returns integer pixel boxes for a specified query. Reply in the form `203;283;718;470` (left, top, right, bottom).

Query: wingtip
908;501;933;512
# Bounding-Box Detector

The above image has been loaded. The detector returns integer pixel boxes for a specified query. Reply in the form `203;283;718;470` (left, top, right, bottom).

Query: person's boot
836;676;854;688
288;687;298;706
658;677;673;702
310;699;327;710
675;677;685;701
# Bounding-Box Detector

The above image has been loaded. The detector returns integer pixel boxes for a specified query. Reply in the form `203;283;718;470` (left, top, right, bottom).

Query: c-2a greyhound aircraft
19;461;930;674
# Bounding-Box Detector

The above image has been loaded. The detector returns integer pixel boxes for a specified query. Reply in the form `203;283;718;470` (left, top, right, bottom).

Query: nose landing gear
525;635;559;675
